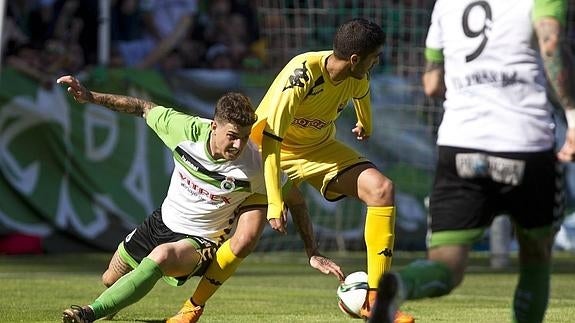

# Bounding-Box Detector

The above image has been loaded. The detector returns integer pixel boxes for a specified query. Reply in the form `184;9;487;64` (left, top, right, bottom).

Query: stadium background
0;0;574;254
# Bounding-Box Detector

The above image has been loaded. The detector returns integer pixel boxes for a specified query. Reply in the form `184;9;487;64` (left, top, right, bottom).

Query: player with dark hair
249;18;414;323
57;75;343;323
371;1;575;322
58;75;264;323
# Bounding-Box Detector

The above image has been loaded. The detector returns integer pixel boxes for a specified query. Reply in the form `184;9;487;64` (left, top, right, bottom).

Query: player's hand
557;128;575;162
309;253;345;282
56;75;92;104
352;123;369;141
268;205;288;234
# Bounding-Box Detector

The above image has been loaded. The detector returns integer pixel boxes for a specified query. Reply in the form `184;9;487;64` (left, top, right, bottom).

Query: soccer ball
337;271;369;318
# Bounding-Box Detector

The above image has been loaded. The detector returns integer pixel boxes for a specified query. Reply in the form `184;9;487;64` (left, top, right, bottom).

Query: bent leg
191;207;266;306
392;245;466;302
90;240;201;319
328;164;395;288
102;248;133;287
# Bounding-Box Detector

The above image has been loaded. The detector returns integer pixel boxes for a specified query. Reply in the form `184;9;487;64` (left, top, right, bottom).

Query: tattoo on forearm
538;20;575;111
92;92;156;116
290;204;317;250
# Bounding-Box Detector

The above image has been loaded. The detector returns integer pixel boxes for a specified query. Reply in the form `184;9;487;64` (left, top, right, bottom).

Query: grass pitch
0;251;573;322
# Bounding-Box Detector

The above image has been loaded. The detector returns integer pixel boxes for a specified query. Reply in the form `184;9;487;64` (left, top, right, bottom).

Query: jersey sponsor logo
179;171;232;204
291;117;329;129
283;61;309;91
451;70;526;90
455;153;525;185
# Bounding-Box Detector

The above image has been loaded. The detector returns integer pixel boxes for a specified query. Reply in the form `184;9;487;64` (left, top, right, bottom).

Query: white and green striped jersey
426;0;567;152
146;106;265;243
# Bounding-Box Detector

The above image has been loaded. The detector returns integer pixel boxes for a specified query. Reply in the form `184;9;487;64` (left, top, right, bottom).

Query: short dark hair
214;92;257;127
333;18;385;59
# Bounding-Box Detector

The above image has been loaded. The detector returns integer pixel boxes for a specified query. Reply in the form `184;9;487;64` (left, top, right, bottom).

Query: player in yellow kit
251;18;414;323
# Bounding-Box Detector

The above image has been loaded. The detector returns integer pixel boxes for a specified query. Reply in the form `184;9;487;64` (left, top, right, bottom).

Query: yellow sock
191;240;243;305
365;206;395;289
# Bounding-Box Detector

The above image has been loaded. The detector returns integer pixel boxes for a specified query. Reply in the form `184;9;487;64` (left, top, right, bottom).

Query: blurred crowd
2;0;575;89
1;0;265;87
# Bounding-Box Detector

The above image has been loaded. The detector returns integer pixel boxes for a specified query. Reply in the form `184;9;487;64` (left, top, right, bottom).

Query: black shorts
429;146;564;233
123;208;218;278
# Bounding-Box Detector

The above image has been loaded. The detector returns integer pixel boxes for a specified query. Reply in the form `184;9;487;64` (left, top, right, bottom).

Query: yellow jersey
252;50;373;219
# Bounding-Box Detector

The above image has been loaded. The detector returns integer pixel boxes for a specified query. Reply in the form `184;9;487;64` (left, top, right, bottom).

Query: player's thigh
283;139;370;201
230;206;266;257
148;239;203;278
505;150;561;264
507;150;563;230
429;147;494;234
102;248;133;287
328;164;393;205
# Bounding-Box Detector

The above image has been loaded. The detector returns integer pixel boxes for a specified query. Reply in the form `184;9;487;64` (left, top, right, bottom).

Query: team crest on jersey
283;61;309;91
220;176;236;191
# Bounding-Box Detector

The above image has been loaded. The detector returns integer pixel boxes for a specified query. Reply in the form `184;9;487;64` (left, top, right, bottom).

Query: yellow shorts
281;139;370;201
238;193;267;210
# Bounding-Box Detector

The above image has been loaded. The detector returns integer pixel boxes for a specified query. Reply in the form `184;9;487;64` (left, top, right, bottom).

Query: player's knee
102;270;119;287
148;245;173;265
450;269;465;289
364;176;394;205
518;238;553;263
230;232;259;257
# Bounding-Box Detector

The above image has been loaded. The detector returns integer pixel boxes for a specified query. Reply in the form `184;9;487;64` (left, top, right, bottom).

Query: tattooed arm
285;186;345;282
56;75;157;118
535;17;575;114
422;60;446;98
534;18;575;162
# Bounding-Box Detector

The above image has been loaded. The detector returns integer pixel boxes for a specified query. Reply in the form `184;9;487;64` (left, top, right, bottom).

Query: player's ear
350;54;360;65
211;121;218;131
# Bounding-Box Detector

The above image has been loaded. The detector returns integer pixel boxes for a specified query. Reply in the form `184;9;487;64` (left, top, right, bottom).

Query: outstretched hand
56;75;92;103
309;253;345;282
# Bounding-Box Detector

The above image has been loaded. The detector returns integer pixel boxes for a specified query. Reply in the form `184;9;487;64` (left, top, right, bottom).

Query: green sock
398;259;453;300
512;263;550;323
90;257;163;319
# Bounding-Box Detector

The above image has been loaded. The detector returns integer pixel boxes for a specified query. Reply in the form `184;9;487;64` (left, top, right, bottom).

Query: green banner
0;68;433;254
0;68;176;252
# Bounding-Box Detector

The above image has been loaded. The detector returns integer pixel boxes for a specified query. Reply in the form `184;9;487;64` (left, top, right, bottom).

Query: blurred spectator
191;0;263;69
114;0;197;69
3;0;85;88
205;43;234;69
110;0;143;42
2;1;32;53
69;0;99;66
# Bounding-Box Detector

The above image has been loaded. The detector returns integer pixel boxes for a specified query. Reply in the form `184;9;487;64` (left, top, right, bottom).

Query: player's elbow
422;72;445;98
422;80;444;98
423;82;438;97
